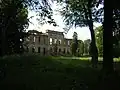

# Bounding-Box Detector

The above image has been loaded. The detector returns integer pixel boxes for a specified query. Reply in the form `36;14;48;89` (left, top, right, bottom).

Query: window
38;47;40;53
33;37;36;42
59;48;61;52
34;33;37;35
54;39;57;44
32;47;35;53
68;41;70;45
50;38;52;45
38;37;40;43
59;39;61;45
43;48;46;55
20;39;22;41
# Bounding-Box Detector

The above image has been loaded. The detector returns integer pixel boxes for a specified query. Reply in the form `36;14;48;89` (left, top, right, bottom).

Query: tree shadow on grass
0;55;103;90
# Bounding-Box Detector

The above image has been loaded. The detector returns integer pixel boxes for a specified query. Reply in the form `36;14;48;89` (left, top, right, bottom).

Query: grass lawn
53;56;120;62
0;54;118;90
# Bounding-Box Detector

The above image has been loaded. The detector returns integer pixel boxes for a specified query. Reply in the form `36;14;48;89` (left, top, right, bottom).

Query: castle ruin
24;30;72;55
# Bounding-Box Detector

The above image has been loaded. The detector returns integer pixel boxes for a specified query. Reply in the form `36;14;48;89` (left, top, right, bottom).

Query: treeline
95;26;120;58
70;32;91;57
71;26;120;58
0;0;55;56
0;0;29;56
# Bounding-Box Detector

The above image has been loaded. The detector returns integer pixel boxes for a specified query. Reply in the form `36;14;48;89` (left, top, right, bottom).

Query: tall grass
0;54;101;90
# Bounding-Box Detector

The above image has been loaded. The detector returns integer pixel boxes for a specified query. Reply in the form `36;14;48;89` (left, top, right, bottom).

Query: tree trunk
1;18;7;56
1;28;6;56
85;3;98;68
103;1;113;73
89;21;98;68
98;2;120;90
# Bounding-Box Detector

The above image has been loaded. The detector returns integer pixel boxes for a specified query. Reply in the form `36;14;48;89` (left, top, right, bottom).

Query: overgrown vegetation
0;55;101;90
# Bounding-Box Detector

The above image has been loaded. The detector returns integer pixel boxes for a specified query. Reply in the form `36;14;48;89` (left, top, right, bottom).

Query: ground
0;54;120;90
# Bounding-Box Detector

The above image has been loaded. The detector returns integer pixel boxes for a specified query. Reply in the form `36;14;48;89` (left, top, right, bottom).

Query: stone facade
24;30;72;55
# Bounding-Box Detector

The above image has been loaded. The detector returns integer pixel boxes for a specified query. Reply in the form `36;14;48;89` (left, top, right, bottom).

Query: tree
95;25;120;58
71;32;78;56
56;0;103;67
112;9;120;44
102;0;120;72
0;0;55;56
98;1;120;90
0;0;29;55
78;40;84;56
84;39;91;56
95;26;103;56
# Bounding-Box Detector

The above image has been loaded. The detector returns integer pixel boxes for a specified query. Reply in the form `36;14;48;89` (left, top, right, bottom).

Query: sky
27;2;102;41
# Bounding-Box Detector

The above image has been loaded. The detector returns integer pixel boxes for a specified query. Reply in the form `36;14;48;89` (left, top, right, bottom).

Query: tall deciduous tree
71;32;78;56
103;0;113;74
84;39;91;56
56;0;103;67
95;25;120;58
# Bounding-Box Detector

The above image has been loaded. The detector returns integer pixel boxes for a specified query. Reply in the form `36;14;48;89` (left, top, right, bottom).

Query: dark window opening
38;37;40;43
38;47;40;53
59;39;61;45
43;48;45;55
59;48;61;52
32;48;35;53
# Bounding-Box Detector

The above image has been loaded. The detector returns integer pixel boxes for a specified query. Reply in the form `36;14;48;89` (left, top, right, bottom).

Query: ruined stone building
24;30;72;55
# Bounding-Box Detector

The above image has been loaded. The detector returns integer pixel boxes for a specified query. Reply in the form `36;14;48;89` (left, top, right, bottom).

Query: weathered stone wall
25;30;72;55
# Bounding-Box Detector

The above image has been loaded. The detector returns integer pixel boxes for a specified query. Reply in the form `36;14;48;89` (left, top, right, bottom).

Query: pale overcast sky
27;2;102;41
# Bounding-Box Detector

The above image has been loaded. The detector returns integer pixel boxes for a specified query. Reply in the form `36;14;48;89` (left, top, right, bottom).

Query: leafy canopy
56;0;103;33
95;26;103;56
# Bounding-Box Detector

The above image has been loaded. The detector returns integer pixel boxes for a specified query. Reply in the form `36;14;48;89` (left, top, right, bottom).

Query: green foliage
113;9;120;43
112;9;120;58
0;0;29;55
0;55;99;90
95;25;120;58
79;40;84;56
56;0;101;66
95;26;103;56
71;32;78;56
56;0;103;31
0;0;55;56
84;39;91;56
76;40;84;56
